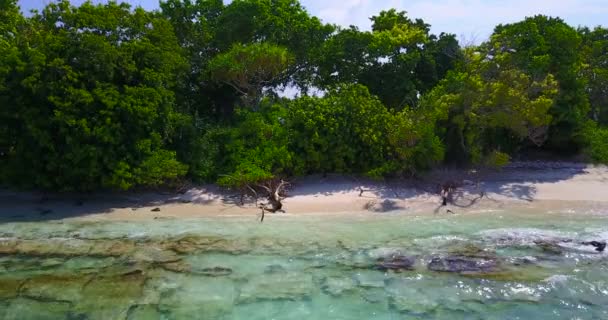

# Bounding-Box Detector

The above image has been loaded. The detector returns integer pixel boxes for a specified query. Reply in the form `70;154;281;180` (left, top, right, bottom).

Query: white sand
1;163;607;222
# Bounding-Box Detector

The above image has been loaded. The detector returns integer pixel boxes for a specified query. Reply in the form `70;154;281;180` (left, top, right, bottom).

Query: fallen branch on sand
357;186;373;197
257;179;290;222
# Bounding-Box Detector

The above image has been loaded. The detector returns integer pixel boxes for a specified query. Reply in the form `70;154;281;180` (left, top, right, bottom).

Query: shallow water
1;209;607;319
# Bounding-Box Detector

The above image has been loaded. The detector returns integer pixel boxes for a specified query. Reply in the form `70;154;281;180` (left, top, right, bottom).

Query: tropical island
0;0;607;319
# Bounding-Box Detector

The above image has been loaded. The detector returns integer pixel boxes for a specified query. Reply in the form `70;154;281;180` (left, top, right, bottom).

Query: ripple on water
0;212;607;319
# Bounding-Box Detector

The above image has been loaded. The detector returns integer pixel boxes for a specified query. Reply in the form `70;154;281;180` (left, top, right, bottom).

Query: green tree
579;26;608;125
160;0;333;120
0;0;23;167
317;10;460;109
386;104;445;176
287;84;393;175
425;47;558;164
216;101;293;188
490;15;588;151
160;0;231;119
1;0;188;190
581;121;608;164
214;0;334;90
207;42;294;108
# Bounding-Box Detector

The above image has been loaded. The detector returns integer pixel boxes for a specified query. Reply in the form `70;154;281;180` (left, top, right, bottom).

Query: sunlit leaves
0;0;189;190
490;15;588;149
208;42;293;107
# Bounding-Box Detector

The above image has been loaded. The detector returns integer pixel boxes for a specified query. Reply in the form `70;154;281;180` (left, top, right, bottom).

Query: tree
425;47;558;164
316;10;461;109
490;15;588;151
160;0;232;119
214;0;334;90
0;0;23;167
579;26;608;125
1;0;189;190
193;98;294;194
207;42;294;108
286;84;393;175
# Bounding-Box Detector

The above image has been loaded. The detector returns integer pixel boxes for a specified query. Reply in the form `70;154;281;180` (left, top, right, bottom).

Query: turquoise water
0;209;607;319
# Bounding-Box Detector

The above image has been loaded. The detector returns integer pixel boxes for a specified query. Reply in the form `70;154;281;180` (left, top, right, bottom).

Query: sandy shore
1;162;607;222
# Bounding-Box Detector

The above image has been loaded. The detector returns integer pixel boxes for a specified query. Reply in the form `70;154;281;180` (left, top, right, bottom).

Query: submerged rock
199;266;233;277
88;240;136;257
21;274;93;302
3;298;71;320
354;271;387;288
336;250;374;269
39;258;65;268
0;238;19;254
389;292;439;314
127;304;162;320
428;256;499;274
582;241;606;253
0;277;23;299
534;240;564;255
74;271;147;320
264;264;287;274
160;261;192;273
361;288;386;304
375;255;416;272
321;276;357;296
6;238;93;257
162;235;250;255
0;237;137;258
238;273;314;303
159;276;235;319
532;239;606;255
133;247;181;264
448;244;493;258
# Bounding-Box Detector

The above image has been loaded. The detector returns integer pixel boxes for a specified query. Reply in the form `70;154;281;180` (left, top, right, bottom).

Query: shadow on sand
0;163;590;222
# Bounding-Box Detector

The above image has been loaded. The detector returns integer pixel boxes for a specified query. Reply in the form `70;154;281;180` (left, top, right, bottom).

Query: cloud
20;0;608;43
302;0;608;42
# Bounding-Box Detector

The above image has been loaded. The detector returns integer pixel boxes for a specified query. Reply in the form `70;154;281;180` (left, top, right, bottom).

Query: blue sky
19;0;608;43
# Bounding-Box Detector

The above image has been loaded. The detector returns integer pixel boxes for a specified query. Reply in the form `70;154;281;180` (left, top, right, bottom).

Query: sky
18;0;608;43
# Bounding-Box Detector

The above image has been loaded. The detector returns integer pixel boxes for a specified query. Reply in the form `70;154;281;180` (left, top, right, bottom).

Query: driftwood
357;186;373;197
440;180;459;206
582;241;607;253
420;170;489;215
256;180;290;222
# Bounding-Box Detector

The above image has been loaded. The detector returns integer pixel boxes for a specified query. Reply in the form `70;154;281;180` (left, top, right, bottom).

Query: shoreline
1;162;607;222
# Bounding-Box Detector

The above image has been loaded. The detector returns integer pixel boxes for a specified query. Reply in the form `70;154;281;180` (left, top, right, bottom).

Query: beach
1;162;608;319
1;162;607;222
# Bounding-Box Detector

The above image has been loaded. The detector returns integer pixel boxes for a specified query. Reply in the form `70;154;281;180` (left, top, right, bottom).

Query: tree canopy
1;0;607;191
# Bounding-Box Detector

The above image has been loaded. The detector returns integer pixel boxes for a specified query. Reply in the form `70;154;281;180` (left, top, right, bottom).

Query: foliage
424;47;559;164
490;15;589;150
208;43;294;107
582;122;608;164
160;0;333;119
214;0;334;89
316;9;461;109
386;107;445;175
213;102;293;188
203;84;445;186
1;0;606;192
286;85;393;175
0;0;23;164
0;0;189;191
482;151;511;169
579;26;608;126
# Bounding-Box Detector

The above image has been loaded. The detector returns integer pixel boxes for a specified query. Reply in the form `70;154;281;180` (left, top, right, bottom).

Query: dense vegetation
1;0;607;191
